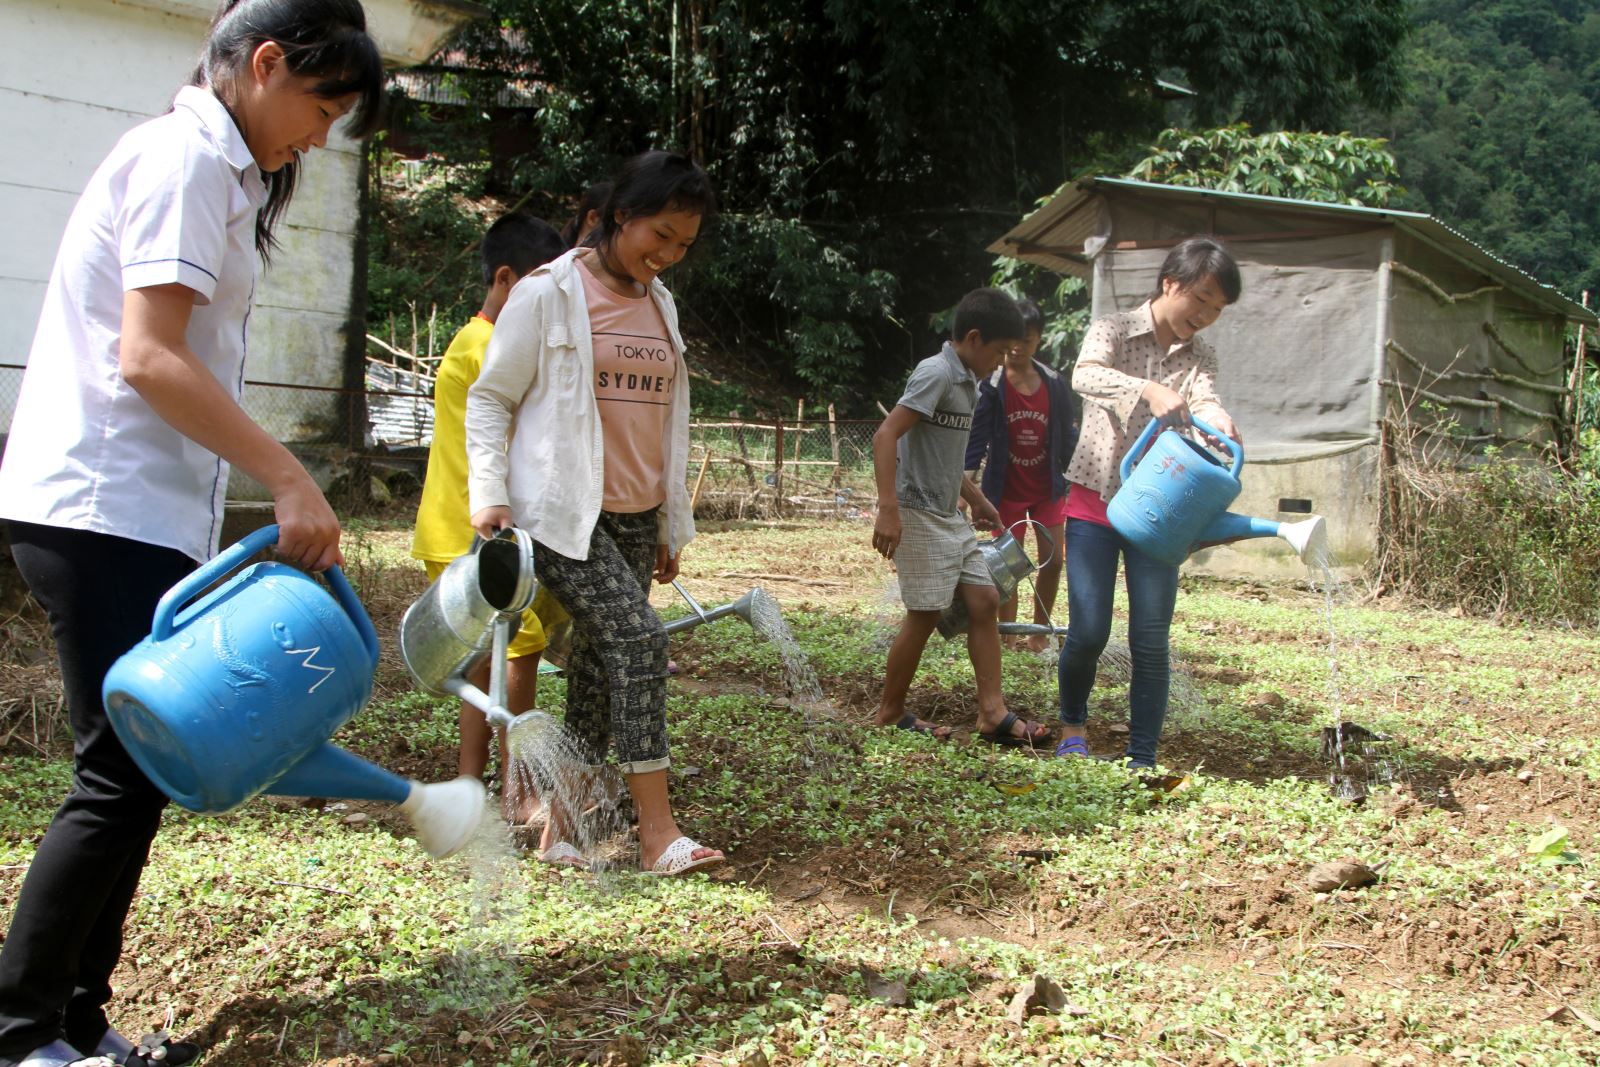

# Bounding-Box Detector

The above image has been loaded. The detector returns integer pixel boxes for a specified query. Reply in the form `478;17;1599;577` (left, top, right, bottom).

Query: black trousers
0;522;194;1061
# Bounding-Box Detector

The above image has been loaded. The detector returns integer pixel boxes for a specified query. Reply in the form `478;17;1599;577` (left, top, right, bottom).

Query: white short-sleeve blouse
0;86;267;562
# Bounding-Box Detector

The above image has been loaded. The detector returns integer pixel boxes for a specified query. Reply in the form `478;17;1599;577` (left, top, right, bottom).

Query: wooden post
827;403;841;488
793;399;805;463
689;451;712;512
774;416;785;517
1572;290;1590;442
733;421;758;491
426;304;438;367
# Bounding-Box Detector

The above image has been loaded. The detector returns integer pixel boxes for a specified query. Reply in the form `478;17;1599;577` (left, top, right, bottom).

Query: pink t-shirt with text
580;262;676;513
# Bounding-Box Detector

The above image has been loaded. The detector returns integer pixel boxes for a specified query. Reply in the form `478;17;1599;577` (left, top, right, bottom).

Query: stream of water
1301;526;1391;800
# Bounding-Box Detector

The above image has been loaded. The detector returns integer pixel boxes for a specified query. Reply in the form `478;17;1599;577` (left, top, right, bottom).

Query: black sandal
95;1032;200;1067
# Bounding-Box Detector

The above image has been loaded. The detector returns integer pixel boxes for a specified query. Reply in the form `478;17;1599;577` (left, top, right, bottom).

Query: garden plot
1;517;1597;1066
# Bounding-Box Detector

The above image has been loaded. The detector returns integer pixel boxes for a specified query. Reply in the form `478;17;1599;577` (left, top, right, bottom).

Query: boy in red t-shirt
964;300;1080;651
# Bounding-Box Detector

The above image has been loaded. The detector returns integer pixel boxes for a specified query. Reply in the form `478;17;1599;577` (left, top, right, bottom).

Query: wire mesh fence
686;417;880;521
0;364;22;443
1;361;883;522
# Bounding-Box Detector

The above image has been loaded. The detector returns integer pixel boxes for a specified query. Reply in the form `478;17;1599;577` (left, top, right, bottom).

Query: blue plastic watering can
103;524;483;857
1107;417;1326;567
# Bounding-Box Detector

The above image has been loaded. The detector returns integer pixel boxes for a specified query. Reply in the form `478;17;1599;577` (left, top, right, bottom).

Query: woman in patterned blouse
1054;237;1242;769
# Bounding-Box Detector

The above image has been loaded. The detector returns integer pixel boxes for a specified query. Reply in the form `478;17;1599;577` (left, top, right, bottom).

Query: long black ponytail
193;0;384;263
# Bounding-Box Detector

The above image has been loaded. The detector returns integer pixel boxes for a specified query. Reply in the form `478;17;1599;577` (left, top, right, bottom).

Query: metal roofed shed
989;176;1596;576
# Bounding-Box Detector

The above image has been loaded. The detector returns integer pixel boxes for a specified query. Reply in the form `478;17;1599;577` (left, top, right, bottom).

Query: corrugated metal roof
366;361;435;447
989;176;1598;326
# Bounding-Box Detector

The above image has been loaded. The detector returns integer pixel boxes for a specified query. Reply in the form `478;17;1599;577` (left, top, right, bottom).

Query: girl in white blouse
466;152;724;876
0;2;383;1063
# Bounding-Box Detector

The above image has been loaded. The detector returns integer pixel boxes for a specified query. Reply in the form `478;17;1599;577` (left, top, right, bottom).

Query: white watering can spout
398;776;486;858
1276;514;1329;565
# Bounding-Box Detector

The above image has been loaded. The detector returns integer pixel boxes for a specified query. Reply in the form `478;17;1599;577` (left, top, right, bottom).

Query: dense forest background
1358;0;1600;305
368;0;1598;418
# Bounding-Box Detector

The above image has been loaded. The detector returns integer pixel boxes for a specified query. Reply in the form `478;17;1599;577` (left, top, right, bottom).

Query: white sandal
537;841;587;869
645;835;725;876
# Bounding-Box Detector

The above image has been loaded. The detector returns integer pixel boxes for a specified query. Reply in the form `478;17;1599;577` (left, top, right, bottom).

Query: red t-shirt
999;372;1051;505
1066;482;1111;527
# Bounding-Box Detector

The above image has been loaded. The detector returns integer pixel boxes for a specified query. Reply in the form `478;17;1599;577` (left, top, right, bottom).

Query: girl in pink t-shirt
469;152;723;876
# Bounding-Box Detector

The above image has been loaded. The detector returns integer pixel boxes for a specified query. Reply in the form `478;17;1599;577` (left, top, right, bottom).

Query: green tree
1354;0;1600;298
1138;0;1410;129
1127;125;1401;206
380;0;1412;410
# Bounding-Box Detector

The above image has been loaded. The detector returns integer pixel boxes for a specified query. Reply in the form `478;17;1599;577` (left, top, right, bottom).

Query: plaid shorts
894;507;992;611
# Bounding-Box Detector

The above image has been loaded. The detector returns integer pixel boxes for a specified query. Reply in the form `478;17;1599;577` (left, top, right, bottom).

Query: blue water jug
1108;417;1326;567
103;524;484;857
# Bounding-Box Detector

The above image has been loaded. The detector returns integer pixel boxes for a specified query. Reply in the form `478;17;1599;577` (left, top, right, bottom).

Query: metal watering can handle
1012;517;1058;569
150;524;381;668
1118;416;1244;483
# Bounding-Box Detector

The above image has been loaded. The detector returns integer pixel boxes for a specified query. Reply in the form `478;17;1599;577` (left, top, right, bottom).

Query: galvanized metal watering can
400;527;537;724
1108;416;1326;567
936;528;1044;638
103;525;484;858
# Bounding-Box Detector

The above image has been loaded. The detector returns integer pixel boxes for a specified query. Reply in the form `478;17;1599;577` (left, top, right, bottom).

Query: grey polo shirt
894;342;978;515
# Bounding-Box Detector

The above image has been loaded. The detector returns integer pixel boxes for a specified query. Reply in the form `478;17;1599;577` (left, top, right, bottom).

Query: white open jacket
464;249;696;561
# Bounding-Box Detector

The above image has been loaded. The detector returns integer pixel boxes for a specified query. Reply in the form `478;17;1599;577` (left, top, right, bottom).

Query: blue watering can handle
150;524;381;667
323;562;382;668
1118;416;1244;482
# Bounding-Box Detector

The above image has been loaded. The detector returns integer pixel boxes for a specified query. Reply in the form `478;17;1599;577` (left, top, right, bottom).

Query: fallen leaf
588;1035;646;1067
1544;1004;1600;1032
1014;849;1060;863
994;782;1037;796
860;965;909;1006
1007;973;1068;1025
1139;773;1193;795
1306;860;1381;893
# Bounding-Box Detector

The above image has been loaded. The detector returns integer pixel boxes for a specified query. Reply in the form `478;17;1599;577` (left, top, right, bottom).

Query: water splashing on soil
1303;535;1392;800
430;809;528;1009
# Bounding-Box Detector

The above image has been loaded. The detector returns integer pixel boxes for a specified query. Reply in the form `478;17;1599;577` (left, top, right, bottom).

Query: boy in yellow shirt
412;214;567;827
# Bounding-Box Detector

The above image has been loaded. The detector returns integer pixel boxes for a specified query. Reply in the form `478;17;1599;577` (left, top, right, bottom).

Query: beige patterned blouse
1066;299;1230;501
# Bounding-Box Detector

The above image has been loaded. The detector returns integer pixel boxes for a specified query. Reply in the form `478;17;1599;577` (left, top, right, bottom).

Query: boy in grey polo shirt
870;288;1055;747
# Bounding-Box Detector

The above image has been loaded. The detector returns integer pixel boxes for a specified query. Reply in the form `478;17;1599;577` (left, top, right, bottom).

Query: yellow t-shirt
412;315;494;563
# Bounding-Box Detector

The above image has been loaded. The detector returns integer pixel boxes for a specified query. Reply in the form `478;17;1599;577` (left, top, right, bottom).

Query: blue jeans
1057;519;1180;767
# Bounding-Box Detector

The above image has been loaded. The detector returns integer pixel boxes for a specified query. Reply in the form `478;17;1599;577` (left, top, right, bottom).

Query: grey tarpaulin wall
1089;232;1386;464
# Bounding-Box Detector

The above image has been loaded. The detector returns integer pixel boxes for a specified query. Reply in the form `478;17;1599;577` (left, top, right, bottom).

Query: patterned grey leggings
533;509;670;774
